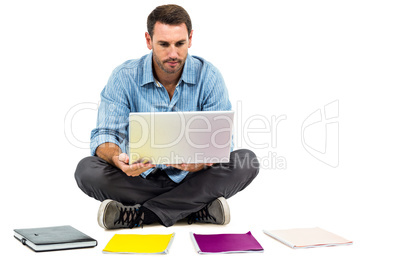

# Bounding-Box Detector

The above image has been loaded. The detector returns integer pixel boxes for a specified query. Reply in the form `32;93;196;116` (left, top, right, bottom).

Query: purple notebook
190;231;264;254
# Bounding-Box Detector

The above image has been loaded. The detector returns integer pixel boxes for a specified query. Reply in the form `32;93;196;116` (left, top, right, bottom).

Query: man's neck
152;64;181;100
153;64;182;87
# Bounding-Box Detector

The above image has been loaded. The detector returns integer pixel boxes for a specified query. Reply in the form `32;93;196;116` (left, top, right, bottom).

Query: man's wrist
95;142;122;167
111;154;122;168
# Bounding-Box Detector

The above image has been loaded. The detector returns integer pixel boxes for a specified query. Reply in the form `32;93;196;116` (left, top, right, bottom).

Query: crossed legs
74;149;259;227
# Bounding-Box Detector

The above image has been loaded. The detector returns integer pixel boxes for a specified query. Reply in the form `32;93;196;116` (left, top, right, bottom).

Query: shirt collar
141;53;155;86
181;53;197;85
141;52;197;87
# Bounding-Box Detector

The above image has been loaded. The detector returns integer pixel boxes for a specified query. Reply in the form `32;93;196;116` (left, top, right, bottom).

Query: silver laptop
128;111;234;165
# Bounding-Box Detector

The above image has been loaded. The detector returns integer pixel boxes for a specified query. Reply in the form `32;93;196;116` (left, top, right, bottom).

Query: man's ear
188;30;193;48
145;32;152;50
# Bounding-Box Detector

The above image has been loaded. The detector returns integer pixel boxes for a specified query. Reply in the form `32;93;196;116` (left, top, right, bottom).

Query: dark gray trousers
74;149;259;227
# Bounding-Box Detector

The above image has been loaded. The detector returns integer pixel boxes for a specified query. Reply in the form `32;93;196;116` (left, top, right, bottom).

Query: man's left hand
166;163;214;172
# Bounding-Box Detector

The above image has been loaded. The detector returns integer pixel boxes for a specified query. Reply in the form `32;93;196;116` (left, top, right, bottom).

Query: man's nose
167;45;179;59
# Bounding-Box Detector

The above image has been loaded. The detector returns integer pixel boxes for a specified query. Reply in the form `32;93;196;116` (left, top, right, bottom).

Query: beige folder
263;227;353;249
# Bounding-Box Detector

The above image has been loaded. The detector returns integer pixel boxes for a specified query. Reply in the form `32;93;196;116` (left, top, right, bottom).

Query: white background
1;0;401;267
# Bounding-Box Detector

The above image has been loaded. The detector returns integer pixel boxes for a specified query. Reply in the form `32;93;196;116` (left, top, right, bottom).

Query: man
74;4;259;229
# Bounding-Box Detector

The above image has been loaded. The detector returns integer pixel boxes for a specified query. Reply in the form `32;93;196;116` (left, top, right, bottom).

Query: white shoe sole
217;197;230;225
97;199;114;229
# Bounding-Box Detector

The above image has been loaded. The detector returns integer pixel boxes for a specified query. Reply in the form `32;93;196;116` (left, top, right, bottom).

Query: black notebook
14;225;97;252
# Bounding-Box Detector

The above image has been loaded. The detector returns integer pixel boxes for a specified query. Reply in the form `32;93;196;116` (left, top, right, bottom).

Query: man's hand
166;163;214;172
113;153;155;177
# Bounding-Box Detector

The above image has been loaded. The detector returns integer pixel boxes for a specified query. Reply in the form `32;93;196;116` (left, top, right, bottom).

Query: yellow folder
102;233;175;254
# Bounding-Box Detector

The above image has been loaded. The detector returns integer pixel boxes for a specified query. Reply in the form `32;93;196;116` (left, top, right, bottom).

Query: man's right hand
96;143;155;177
112;153;155;177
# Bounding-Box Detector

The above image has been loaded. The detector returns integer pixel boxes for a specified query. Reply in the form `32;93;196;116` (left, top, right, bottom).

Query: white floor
5;163;400;268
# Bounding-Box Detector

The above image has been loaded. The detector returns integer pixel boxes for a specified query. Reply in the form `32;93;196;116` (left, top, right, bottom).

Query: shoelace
187;204;216;225
114;207;144;228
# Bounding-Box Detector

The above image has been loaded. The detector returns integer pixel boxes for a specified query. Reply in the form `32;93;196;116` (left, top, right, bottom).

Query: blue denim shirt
90;52;232;183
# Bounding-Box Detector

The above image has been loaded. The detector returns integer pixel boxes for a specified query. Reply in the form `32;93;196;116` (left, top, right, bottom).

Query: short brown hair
147;4;192;38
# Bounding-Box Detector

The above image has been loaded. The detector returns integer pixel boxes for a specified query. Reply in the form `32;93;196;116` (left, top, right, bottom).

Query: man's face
146;22;193;75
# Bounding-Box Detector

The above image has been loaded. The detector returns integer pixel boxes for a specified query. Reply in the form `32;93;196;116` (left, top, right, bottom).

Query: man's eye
160;43;169;47
176;42;185;47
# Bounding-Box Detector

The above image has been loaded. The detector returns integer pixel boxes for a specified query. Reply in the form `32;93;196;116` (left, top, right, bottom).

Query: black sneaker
97;199;144;229
188;197;230;225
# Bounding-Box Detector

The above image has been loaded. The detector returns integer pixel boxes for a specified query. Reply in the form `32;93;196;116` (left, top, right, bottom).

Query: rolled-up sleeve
90;70;130;156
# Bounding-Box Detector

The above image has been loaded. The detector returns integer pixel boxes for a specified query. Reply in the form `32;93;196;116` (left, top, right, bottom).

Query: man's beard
154;55;185;74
